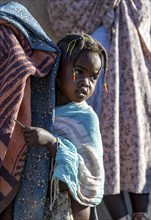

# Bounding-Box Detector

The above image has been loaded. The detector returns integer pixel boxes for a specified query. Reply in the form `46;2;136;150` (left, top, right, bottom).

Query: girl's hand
23;127;56;147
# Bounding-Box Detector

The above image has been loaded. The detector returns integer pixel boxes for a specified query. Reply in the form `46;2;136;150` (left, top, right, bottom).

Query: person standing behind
47;0;151;219
0;2;59;219
88;1;151;219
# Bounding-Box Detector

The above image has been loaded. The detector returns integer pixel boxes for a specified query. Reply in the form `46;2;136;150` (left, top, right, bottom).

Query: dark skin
23;50;102;220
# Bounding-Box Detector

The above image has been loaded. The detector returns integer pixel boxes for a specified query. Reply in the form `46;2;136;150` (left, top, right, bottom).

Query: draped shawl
47;0;121;41
0;1;60;214
88;0;151;194
53;101;104;206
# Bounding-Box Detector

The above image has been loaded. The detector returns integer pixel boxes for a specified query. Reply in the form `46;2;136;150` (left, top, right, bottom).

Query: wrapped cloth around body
53;101;104;206
0;2;59;214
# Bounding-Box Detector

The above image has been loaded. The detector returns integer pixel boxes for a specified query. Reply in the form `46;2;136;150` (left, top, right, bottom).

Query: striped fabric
0;20;57;212
53;101;104;206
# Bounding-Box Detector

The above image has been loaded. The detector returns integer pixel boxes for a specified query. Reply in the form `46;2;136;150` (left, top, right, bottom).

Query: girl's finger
23;132;34;138
22;127;36;133
24;139;32;146
24;136;32;143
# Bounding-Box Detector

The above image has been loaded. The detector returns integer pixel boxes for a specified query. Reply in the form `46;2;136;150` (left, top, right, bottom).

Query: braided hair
57;32;108;91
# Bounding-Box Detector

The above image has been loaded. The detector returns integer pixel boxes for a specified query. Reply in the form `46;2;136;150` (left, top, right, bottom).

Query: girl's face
56;50;102;106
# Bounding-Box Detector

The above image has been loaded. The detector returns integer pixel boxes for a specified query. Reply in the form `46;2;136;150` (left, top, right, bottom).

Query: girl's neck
56;87;70;107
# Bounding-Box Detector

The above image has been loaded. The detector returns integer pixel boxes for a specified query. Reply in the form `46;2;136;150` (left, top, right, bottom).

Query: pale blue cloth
53;101;104;206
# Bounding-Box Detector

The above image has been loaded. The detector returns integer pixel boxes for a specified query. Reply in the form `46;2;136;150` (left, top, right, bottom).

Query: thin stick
13;119;25;128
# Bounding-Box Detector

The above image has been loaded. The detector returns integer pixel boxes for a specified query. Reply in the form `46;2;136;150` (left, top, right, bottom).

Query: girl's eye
90;74;99;81
74;69;82;75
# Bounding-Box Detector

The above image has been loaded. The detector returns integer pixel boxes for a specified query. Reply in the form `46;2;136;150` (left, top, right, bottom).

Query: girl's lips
76;89;87;99
77;88;87;96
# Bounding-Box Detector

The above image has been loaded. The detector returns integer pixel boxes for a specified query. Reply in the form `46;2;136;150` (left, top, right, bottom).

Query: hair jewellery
104;80;108;92
65;38;81;82
72;70;76;81
101;49;108;93
65;39;79;60
72;67;77;82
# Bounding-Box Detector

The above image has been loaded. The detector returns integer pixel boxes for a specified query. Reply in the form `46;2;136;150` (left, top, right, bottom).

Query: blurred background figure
47;0;151;219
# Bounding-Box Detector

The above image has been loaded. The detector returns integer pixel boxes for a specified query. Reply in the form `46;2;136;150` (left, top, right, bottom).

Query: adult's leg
129;193;149;219
129;193;149;213
103;191;129;219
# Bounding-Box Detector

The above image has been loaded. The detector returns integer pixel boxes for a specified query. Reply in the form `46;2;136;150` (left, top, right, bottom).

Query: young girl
13;33;108;220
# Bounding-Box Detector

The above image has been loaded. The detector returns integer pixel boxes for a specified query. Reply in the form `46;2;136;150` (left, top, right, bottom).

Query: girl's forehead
60;49;101;72
75;51;101;67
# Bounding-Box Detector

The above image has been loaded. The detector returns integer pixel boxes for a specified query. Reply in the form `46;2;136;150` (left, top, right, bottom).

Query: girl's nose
80;77;89;87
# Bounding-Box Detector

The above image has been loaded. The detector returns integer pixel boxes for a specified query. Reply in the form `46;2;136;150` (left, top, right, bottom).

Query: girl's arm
23;127;57;157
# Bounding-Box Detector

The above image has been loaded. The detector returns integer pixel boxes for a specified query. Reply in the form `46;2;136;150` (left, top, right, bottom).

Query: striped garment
0;2;59;214
53;101;104;206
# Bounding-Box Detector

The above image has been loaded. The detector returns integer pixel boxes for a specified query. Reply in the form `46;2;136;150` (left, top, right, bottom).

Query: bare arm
23;127;57;157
